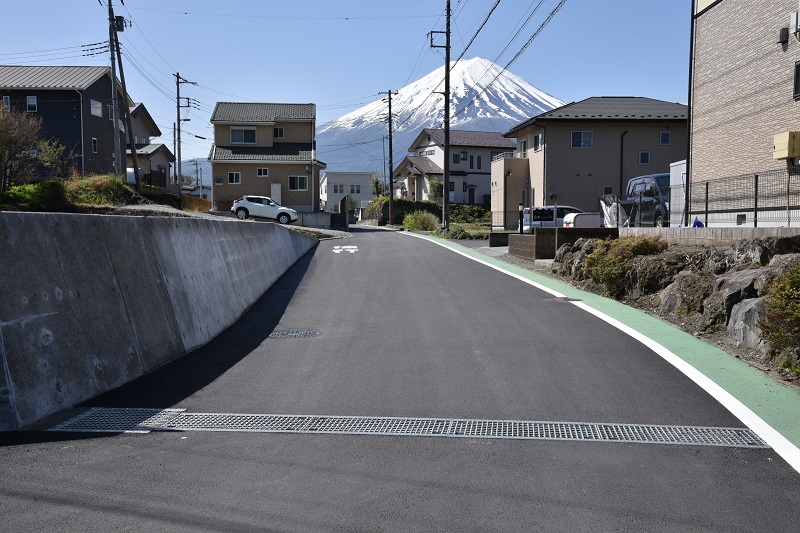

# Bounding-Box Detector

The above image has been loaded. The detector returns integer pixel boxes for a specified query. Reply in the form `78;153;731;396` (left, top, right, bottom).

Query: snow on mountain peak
317;57;563;172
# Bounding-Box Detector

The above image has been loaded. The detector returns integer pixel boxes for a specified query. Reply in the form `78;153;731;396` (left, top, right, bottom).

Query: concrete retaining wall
619;226;800;245
0;212;317;430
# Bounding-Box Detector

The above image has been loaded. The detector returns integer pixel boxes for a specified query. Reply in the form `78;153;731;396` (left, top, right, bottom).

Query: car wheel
277;213;290;224
235;208;249;220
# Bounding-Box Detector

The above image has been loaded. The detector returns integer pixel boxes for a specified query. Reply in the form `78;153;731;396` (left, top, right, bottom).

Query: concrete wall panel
0;212;317;430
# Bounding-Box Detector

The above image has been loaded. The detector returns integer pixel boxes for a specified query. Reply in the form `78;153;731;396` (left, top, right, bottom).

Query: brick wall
692;0;800;182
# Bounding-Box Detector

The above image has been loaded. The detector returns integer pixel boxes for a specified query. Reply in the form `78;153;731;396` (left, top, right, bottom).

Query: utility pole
110;11;141;192
175;72;196;194
380;90;398;225
431;0;451;230
108;0;122;176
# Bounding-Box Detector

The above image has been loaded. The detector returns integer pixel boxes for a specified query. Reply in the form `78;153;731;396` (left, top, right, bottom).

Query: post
176;72;182;193
443;0;451;231
704;181;709;227
108;0;122;176
754;174;759;228
112;20;141;192
519;203;524;234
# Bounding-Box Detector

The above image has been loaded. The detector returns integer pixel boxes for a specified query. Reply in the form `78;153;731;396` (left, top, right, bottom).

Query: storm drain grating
48;408;185;433
268;330;320;339
47;408;769;448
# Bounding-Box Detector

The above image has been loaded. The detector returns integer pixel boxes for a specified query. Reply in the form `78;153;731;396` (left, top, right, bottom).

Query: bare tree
0;107;43;193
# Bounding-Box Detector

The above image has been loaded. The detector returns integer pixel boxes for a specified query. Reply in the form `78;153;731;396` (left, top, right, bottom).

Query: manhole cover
268;330;320;339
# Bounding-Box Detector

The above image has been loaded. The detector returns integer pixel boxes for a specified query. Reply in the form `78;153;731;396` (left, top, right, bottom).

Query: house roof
209;143;326;167
505;97;688;136
409;128;516;151
127;144;175;162
210;102;316;123
0;65;112;90
394;155;443;178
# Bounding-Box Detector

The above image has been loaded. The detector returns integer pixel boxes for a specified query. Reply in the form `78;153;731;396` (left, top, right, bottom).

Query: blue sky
1;0;691;161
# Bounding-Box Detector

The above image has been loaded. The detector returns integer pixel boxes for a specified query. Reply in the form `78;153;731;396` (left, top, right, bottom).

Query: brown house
209;102;325;211
492;97;687;229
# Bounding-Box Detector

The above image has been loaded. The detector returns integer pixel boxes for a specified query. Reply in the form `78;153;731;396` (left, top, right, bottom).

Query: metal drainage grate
47;409;769;449
47;408;185;433
268;330;320;339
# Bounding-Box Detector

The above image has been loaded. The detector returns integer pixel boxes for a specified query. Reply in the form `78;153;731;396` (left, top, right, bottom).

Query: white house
393;128;516;205
320;171;376;212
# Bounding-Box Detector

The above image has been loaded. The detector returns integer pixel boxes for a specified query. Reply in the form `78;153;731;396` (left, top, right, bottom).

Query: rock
659;270;715;316
702;268;761;328
728;298;767;351
733;239;771;265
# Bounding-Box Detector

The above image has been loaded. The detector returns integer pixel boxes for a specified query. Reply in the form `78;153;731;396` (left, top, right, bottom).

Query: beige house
209;102;325;211
394;129;515;205
688;0;800;227
492;97;687;229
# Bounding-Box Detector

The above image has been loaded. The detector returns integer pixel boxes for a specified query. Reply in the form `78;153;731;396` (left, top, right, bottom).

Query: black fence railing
686;166;800;227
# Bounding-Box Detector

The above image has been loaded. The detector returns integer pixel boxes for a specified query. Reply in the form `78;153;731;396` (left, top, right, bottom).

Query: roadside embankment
0;212;317;430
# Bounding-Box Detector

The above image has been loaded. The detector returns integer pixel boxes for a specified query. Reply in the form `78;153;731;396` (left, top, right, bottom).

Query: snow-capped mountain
316;57;564;172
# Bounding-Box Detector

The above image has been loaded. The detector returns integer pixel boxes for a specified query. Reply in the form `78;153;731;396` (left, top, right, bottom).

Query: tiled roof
406;156;442;174
127;144;175;162
210;102;316;123
210;143;314;162
505;97;687;135
0;65;110;90
416;128;516;150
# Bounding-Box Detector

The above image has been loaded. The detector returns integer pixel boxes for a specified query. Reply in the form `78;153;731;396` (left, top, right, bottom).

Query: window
90;99;103;118
274;127;284;139
449;182;454;192
333;184;342;194
460;151;467;161
230;127;256;144
452;153;460;164
257;168;269;177
660;131;672;145
3;96;10;111
26;96;37;112
462;182;467;192
289;175;308;191
350;184;361;194
795;61;800;100
469;155;474;169
91;137;98;153
519;139;528;156
228;172;241;184
477;156;482;169
533;133;543;152
571;131;592;148
108;104;113;120
639;151;651;165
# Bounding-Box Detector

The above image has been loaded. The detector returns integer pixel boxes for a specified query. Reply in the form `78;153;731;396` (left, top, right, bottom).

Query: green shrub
0;180;68;209
585;235;667;298
64;175;132;205
362;197;441;225
403;210;440;231
759;262;800;365
450;204;490;224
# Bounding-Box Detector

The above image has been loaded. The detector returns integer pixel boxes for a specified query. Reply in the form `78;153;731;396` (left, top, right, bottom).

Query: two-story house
689;0;800;227
209;102;325;211
393;128;516;206
0;65;128;177
320;171;376;212
126;102;174;188
492;97;687;229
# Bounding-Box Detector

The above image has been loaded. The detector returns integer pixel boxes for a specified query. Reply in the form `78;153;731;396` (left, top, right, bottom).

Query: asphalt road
1;226;798;532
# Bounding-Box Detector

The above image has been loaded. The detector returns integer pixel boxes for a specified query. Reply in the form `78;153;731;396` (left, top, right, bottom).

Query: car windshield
655;175;670;189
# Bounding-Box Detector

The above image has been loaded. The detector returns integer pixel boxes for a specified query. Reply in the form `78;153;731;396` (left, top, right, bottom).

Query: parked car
519;205;584;232
563;212;602;228
625;173;670;227
231;196;298;224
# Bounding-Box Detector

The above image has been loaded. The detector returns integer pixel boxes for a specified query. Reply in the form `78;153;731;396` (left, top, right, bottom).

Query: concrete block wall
620;227;800;245
0;212;317;430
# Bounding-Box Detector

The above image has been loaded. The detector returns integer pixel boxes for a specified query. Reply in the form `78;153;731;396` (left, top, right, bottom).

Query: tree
37;138;75;180
370;169;386;196
428;178;443;200
0;107;42;193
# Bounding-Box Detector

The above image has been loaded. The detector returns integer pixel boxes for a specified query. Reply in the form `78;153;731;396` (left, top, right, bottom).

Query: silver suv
231;195;298;224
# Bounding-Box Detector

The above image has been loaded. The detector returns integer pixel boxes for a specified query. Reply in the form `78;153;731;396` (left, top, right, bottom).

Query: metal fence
683;166;800;227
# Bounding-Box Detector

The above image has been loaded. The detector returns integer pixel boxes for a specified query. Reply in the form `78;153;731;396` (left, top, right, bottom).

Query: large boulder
702;268;761;329
728;298;767;351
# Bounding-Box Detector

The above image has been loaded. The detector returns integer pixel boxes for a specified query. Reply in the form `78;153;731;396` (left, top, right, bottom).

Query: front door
468;187;475;205
271;182;282;205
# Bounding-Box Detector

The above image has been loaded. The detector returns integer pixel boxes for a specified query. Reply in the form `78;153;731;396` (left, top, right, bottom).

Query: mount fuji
316;57;564;173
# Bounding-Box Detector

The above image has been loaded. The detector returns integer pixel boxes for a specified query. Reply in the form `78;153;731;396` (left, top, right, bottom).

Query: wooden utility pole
431;1;451;230
111;14;141;191
380;90;398;225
